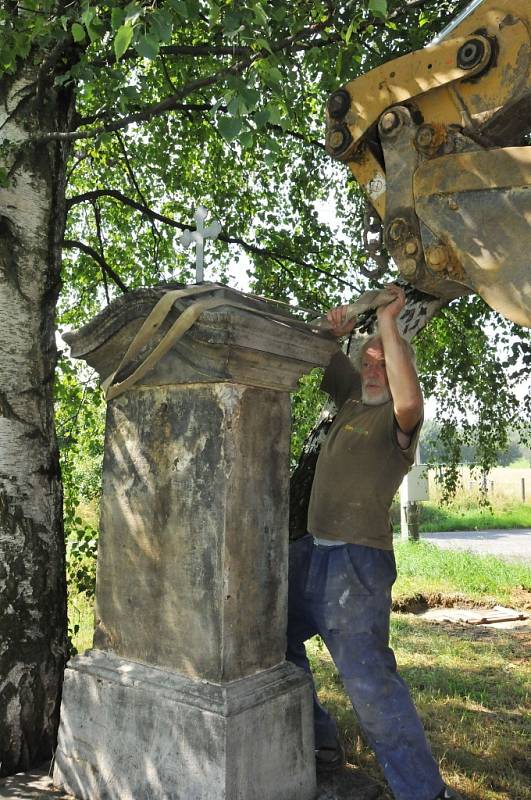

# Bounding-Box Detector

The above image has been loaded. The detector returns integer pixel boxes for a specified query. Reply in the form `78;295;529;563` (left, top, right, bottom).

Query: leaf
239;87;261;112
123;85;141;102
224;10;242;33
269;6;286;22
150;9;173;43
168;0;188;17
253;109;271;128
368;0;387;17
343;17;358;45
262;64;283;87
253;3;269;28
207;1;221;27
71;22;86;43
86;14;104;43
136;34;160;60
264;103;282;126
227;96;240;116
81;7;95;28
114;24;134;61
124;2;143;24
254;37;273;54
218;116;243;142
240;130;254;149
111;8;125;30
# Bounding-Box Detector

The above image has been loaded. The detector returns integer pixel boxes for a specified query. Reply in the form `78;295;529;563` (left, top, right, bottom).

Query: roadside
419;528;531;563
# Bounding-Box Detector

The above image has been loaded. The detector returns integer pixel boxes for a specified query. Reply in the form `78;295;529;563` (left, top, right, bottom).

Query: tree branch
80;103;325;151
92;202;110;304
62;239;129;293
65;188;359;290
66;189;188;228
33;20;331;143
224;234;361;291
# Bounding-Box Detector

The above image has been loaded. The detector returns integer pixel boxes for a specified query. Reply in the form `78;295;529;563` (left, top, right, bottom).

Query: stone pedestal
53;284;337;800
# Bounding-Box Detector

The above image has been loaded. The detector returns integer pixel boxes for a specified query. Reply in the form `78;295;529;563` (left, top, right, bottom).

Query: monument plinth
53;283;337;800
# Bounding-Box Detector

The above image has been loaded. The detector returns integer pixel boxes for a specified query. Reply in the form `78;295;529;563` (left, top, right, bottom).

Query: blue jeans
286;535;444;800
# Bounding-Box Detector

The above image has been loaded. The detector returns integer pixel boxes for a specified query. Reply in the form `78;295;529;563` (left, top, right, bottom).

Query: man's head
357;336;390;406
354;334;417;406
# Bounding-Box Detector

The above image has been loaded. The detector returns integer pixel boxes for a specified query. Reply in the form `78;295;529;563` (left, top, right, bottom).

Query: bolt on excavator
325;0;531;327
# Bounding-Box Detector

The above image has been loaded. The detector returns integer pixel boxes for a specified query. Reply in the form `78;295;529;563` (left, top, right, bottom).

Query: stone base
53;651;316;800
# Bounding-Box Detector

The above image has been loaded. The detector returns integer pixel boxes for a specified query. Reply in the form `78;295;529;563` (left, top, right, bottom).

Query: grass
308;618;531;800
308;546;531;799
393;540;531;607
67;541;531;799
392;498;531;534
420;500;531;532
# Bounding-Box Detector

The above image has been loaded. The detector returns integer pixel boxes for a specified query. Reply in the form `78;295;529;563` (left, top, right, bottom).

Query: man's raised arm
376;284;423;437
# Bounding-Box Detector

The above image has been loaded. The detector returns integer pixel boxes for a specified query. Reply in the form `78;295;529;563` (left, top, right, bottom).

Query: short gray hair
351;333;417;372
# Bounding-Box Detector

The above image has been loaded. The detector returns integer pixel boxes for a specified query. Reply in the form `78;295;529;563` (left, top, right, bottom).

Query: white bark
0;69;70;776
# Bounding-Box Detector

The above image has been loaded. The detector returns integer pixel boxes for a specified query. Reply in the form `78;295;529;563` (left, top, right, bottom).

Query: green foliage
55;354;105;600
394;540;531;603
291;369;326;467
416;297;531;500
4;0;527;534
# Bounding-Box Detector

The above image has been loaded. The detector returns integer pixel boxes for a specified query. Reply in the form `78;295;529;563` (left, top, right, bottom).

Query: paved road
418;528;531;563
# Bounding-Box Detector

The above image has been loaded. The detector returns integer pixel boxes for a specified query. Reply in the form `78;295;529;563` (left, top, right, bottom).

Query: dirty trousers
286;535;444;800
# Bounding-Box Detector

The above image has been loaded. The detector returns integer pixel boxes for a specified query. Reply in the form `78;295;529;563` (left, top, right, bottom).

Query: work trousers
286;535;444;800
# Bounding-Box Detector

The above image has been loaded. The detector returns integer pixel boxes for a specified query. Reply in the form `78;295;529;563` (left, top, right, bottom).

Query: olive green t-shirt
307;350;421;550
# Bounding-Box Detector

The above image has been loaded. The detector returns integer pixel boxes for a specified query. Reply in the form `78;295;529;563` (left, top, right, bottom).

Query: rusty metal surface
326;35;493;160
325;0;531;324
378;105;474;300
417;182;531;325
414;146;531;195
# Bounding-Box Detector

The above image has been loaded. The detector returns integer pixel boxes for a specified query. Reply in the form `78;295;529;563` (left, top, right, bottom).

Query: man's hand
376;284;406;324
376;283;423;438
326;305;357;337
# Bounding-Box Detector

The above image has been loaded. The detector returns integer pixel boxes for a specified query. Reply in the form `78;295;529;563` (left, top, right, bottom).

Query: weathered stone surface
94;381;291;680
63;283;337;392
54;284;329;800
53;651;316;800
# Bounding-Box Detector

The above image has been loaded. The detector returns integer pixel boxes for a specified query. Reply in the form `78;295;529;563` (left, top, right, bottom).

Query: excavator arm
325;0;531;326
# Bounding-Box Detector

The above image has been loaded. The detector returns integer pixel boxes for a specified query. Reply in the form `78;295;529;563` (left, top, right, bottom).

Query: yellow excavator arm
326;0;531;326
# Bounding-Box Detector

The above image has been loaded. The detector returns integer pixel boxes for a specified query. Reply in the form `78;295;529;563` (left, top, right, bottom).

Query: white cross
180;206;222;283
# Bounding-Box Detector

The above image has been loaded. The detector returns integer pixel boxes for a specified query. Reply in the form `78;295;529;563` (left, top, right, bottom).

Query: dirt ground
2;602;528;800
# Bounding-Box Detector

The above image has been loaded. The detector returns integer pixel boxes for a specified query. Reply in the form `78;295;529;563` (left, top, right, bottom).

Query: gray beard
361;387;391;406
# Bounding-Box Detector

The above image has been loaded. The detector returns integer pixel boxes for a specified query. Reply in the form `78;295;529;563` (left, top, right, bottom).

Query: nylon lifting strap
101;284;394;402
102;284;313;402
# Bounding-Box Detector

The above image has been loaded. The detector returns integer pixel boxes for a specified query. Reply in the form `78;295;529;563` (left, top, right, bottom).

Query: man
287;284;463;800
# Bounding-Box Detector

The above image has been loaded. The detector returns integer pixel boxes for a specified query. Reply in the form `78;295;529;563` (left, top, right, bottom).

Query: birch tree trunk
0;67;73;776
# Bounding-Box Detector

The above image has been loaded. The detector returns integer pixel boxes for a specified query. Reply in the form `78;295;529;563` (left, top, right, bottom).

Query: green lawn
69;543;531;799
308;545;531;800
309;615;531;800
392;499;531;533
393;540;531;607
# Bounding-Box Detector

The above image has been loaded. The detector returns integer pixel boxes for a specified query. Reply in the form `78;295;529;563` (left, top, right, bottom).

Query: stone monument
53;283;337;800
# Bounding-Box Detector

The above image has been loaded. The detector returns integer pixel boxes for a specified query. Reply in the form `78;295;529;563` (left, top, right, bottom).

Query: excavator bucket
326;0;531;326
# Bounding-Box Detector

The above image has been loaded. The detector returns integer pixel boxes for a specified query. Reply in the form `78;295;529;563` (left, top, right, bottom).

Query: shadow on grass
308;618;531;800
